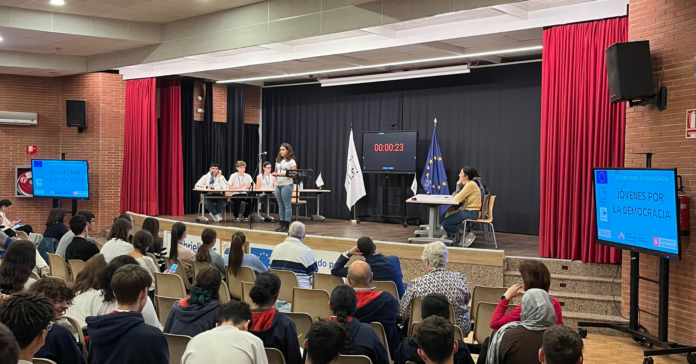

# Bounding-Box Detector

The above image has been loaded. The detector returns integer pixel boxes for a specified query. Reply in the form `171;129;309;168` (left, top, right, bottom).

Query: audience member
394;293;473;364
228;160;254;222
195;162;228;222
0;292;55;364
0;231;13;259
248;272;301;364
539;325;584;364
87;265;168;364
100;218;134;263
65;215;99;262
164;268;222;337
61;254;108;338
182;301;268;364
0;322;19;364
28;277;85;364
330;285;389;364
141;217;167;272
304;320;347;364
414;316;459;364
169;222;195;279
346;261;400;357
128;230;159;292
57;211;95;258
400;242;471;336
331;236;405;297
0;199;15;227
441;167;482;247
487;289;557;364
43;208;69;241
491;260;563;329
0;241;36;294
226;231;267;276
269;222;317;288
195;228;225;277
65;255;160;333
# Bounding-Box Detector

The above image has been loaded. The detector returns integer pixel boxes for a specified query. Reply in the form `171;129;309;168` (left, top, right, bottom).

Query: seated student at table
195;163;228;223
441;167;482;247
228;161;254;222
256;162;276;214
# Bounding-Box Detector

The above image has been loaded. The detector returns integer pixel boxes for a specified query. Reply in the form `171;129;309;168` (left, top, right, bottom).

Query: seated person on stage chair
182;301;268;364
228;160;254;222
164;268;222;338
347;261;400;358
0;292;55;364
394;293;473;364
539;325;584;364
195;163;228;223
304;320;347;364
86;265;168;364
65;215;100;262
331;236;405;298
57;210;95;259
269;222;317;289
441;167;482;247
414;316;465;364
256;162;276;214
0;322;20;364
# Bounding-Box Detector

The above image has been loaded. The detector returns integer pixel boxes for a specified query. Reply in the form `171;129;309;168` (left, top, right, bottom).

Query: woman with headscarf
486;289;557;364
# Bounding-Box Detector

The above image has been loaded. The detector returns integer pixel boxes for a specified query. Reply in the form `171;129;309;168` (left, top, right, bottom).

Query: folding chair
63;316;88;360
192;261;212;284
291;185;308;219
265;347;286;364
219;282;231;303
242;281;255;305
291;288;331;321
147;253;159;269
269;269;299;303
312;272;343;293
47;254;70;282
372;281;398;301
473;302;516;345
156;296;179;328
369;322;391;362
470;286;507;327
462;195;498;248
408;298;456;336
155;273;186;299
282;312;313;347
174;259;193;291
336;355;372;364
68;260;86;282
227;266;256;300
16;231;29;240
164;333;192;364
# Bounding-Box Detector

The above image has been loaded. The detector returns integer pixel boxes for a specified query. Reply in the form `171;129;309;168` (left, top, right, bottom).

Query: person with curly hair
164;268;222;337
0;292;55;364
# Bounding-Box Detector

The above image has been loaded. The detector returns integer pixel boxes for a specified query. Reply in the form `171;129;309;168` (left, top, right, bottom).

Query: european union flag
250;247;273;269
421;124;450;215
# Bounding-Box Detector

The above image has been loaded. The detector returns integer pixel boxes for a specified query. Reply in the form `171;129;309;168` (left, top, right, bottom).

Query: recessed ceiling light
50;0;65;5
0;35;3;42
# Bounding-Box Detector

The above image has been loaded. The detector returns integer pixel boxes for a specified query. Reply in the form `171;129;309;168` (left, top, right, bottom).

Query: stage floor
160;213;541;258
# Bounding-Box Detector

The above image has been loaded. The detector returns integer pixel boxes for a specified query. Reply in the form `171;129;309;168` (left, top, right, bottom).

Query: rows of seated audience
0;205;584;364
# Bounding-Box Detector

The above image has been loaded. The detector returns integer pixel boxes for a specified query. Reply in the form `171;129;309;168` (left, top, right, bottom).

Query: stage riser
503;273;622;296
505;256;620;278
563;318;631;337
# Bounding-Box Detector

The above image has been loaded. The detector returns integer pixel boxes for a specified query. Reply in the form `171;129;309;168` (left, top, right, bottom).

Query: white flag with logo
345;129;366;209
316;173;324;188
411;175;418;195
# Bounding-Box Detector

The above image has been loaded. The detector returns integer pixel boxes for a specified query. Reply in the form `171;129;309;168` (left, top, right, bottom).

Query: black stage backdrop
181;82;248;214
263;62;541;235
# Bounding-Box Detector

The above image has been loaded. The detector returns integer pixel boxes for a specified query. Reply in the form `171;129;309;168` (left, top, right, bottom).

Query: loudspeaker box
605;41;655;103
66;100;86;128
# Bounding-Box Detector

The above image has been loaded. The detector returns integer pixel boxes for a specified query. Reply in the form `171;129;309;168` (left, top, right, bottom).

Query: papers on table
409;194;455;203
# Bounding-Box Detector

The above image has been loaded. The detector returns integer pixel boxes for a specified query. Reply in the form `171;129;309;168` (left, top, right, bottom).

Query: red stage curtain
159;76;184;216
120;78;158;215
539;17;627;263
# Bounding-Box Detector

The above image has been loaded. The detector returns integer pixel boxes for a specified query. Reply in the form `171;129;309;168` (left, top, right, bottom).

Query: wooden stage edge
130;212;505;267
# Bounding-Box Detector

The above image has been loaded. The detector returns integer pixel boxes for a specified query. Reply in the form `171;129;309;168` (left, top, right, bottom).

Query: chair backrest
291;288;331;321
336;355;372;364
63;315;88;360
16;231;29;240
242;281;255;305
67;259;86;282
483;195;496;222
473;301;515;345
269;269;298;303
265;347;286;364
147;253;159;267
312;272;343;293
47;253;69;282
164;333;192;364
454;325;464;342
372;281;398;301
155;272;186;299
408;298;456;336
30;271;41;280
219;282;231;303
479;194;491;219
282;312;313;347
369;322;391;362
174;259;193;291
470;286;508;320
227;266;256;300
192;261;212;284
33;359;57;364
156;296;179;327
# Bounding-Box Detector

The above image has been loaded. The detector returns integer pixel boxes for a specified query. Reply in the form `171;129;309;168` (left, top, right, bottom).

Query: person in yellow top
442;167;482;247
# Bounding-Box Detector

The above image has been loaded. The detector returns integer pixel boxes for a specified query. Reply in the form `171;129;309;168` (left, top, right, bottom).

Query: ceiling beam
360;26;398;39
184;55;219;63
347;0;379;5
422;42;502;63
320;55;366;66
491;5;528;20
259;43;294;53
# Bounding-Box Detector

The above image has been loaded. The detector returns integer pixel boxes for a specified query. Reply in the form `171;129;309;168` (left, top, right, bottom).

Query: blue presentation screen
593;168;679;258
32;160;90;199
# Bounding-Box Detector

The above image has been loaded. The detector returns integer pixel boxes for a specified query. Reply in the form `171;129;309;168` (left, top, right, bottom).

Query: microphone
259;151;268;156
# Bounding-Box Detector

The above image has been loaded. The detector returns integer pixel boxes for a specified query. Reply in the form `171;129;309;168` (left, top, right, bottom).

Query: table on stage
406;195;456;245
194;188;331;224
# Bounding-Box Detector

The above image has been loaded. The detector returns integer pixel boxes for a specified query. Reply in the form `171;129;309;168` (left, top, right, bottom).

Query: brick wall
245;86;261;125
213;83;227;122
621;0;696;346
0;73;126;232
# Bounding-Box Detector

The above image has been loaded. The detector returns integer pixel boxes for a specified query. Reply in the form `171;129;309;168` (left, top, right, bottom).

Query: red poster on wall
26;145;37;155
687;109;696;139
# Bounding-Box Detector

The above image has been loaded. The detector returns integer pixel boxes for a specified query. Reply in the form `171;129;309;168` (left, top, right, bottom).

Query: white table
406;195;457;245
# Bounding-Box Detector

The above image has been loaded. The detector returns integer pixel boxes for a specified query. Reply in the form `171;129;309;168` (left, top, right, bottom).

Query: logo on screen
33;161;42;168
599;187;607;200
598;229;611;238
596;171;608;184
599;207;608;221
653;237;660;247
617;232;625;239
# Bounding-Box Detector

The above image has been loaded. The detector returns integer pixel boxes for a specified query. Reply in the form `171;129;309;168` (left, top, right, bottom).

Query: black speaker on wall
605;41;655;103
66;99;86;132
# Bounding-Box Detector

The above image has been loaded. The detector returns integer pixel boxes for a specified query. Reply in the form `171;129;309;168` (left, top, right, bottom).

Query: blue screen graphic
594;169;679;256
32;160;89;198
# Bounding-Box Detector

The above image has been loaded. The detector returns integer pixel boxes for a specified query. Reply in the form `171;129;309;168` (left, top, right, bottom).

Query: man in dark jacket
347;261;400;359
331;236;405;297
86;265;168;364
250;306;302;364
65;215;99;262
394;293;474;364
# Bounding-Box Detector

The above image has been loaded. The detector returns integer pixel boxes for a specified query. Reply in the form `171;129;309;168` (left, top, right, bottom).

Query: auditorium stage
158;213;541;258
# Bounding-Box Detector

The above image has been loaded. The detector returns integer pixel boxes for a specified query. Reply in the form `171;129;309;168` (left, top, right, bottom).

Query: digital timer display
362;131;417;173
374;143;404;152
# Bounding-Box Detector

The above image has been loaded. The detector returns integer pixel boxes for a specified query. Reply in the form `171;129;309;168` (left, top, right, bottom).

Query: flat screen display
31;160;89;199
362;131;417;173
593;168;680;259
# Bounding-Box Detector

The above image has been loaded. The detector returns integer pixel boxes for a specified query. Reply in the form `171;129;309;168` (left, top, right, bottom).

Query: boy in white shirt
195;163;228;222
228;161;254;222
